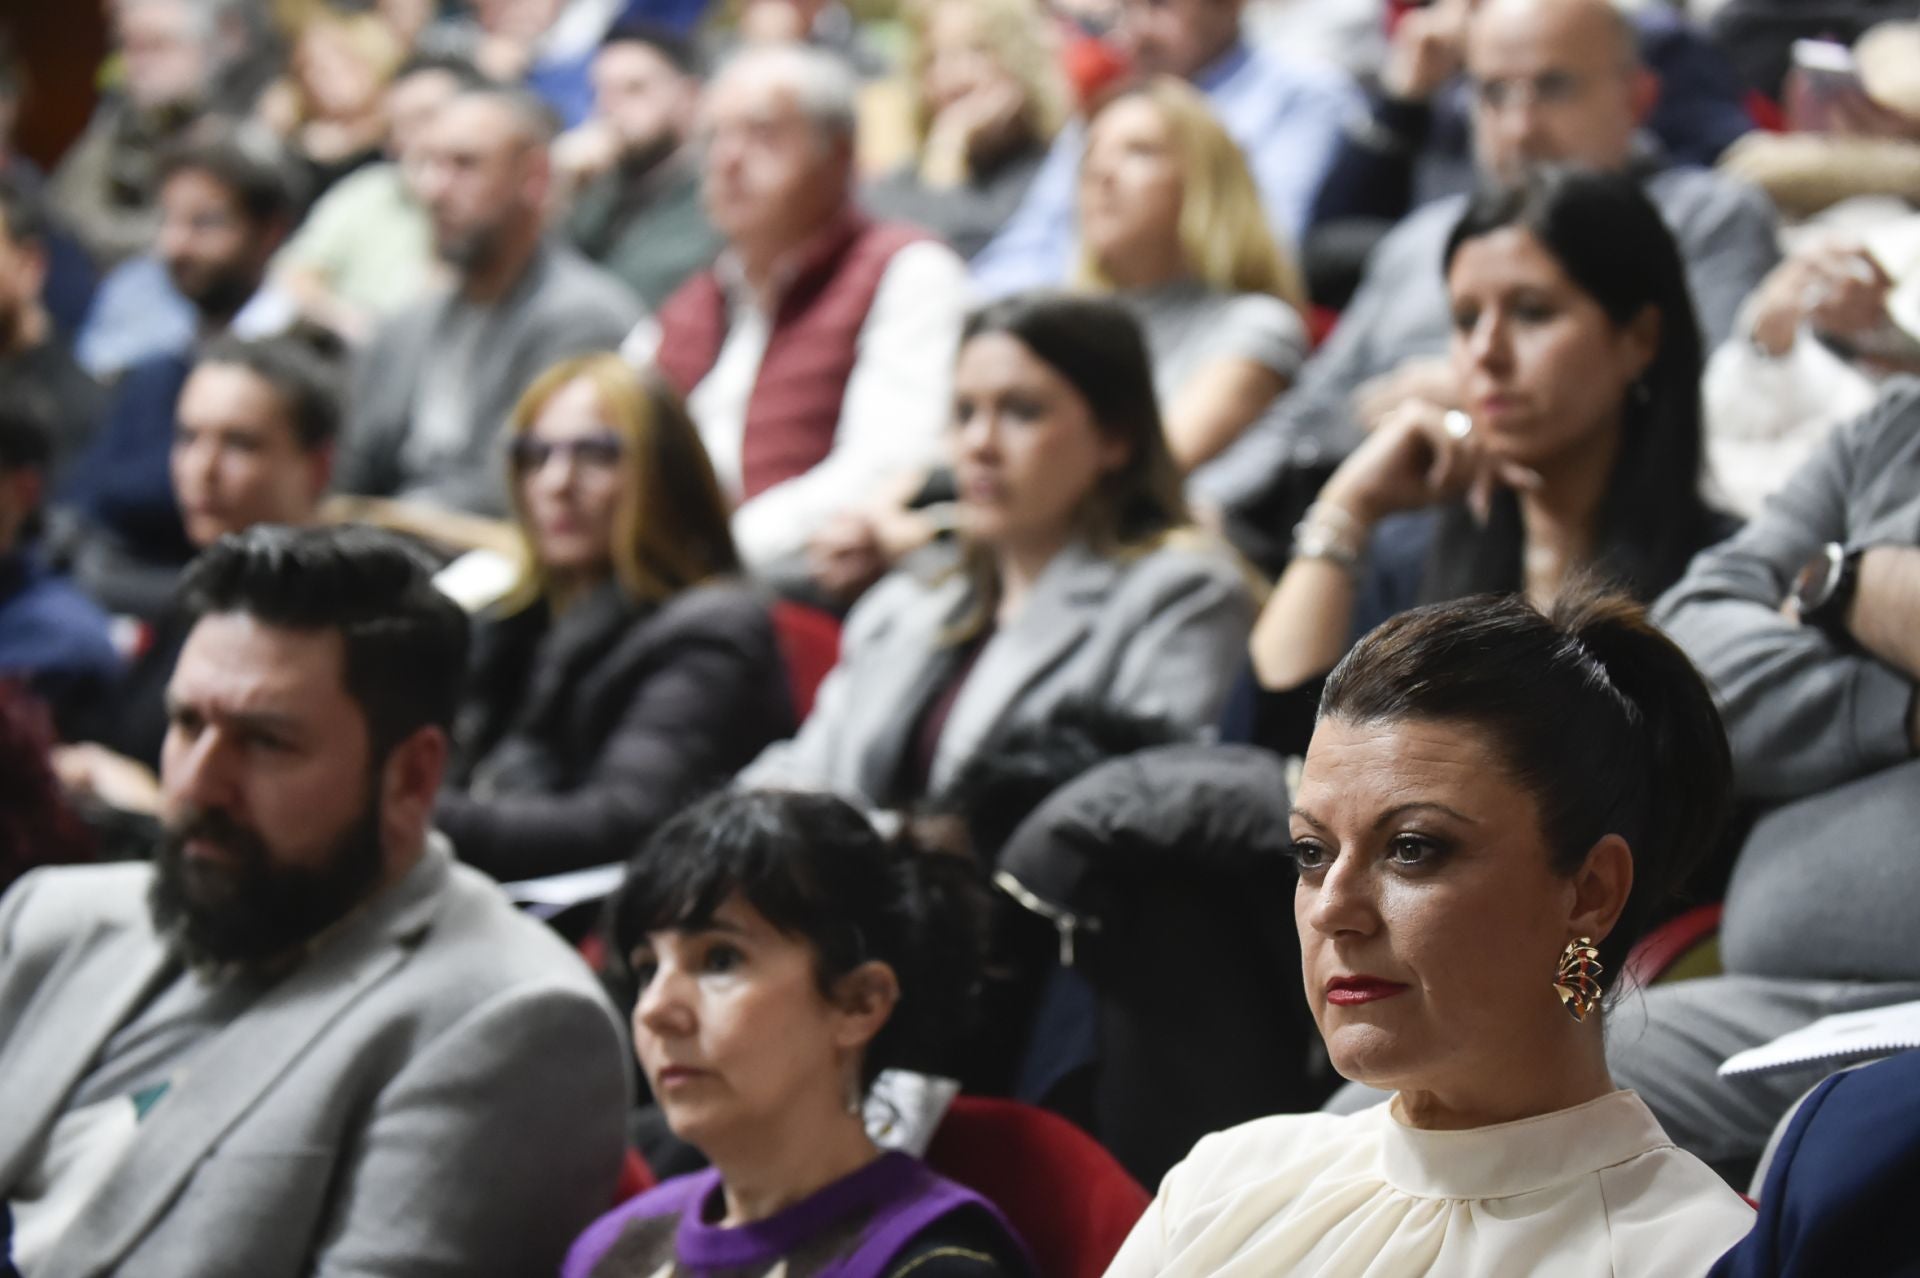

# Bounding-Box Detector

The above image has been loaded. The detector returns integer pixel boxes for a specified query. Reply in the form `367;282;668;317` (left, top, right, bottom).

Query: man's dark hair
158;123;303;228
177;526;470;760
601;20;703;76
195;332;344;451
0;173;49;251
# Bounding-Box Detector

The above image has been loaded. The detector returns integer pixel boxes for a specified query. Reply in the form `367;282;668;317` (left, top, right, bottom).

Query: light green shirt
273;163;436;317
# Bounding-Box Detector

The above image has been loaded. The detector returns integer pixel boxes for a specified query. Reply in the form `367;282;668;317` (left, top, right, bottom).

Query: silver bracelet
1291;503;1369;578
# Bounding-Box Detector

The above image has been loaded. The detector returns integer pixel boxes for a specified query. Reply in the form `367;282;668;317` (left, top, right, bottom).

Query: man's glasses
509;433;625;472
1470;70;1589;113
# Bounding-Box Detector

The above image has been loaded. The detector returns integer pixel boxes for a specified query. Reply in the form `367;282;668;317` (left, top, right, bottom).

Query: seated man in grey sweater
338;85;643;518
1613;378;1920;1180
1212;0;1779;525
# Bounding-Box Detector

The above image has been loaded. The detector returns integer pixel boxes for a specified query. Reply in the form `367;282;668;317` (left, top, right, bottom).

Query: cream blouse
1104;1090;1754;1277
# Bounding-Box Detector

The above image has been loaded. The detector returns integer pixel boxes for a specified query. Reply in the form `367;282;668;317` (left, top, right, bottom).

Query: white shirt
628;238;967;571
1105;1090;1754;1278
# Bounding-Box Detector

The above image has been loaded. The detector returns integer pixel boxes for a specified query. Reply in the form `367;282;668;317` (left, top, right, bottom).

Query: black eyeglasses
509;433;625;472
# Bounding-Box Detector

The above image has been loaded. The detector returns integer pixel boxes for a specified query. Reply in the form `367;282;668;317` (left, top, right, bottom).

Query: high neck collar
1379;1089;1672;1200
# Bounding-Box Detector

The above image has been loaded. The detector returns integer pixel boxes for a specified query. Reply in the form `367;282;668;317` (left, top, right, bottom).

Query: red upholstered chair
925;1096;1150;1278
612;1147;656;1205
1624;903;1725;989
769;601;843;724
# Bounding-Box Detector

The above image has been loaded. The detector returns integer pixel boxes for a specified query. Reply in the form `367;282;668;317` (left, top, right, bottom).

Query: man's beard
149;796;387;971
435;221;504;273
166;260;259;326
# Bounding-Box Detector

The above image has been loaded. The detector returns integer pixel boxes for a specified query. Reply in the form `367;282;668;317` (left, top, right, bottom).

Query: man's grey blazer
0;837;632;1277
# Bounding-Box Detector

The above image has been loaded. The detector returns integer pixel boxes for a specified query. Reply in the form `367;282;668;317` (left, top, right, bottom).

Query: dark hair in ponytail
609;789;988;1084
1318;583;1732;987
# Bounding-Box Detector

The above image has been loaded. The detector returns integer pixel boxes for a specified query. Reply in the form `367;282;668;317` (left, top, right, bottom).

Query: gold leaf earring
1555;937;1604;1022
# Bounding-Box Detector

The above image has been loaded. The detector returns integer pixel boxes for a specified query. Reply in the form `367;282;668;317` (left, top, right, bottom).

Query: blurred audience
436;354;791;880
1702;218;1920;518
75;122;300;382
1308;0;1753;254
256;7;407;196
270;54;478;344
1215;0;1778;537
645;44;967;587
743;292;1255;806
1619;378;1920;1180
1715;19;1920;223
863;0;1067;261
63;128;303;603
1111;590;1754;1273
0;178;102;486
0;525;629;1276
0;404;121;740
339;84;642;517
565;788;1033;1278
50;0;220;270
557;24;722;308
0;45;99;339
1242;169;1733;751
1076;76;1307;505
0;680;94;898
57;335;339;819
968;0;1355;296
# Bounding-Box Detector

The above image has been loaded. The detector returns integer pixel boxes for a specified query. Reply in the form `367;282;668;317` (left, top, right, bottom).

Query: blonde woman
864;0;1068;259
256;8;407;193
435;353;793;879
747;293;1256;806
1076;76;1309;504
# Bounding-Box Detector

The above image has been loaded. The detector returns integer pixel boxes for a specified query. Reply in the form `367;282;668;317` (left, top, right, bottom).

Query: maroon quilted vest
654;212;933;500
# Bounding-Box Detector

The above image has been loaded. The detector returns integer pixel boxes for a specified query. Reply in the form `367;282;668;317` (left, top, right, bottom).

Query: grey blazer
339;241;644;517
0;837;631;1278
741;537;1258;803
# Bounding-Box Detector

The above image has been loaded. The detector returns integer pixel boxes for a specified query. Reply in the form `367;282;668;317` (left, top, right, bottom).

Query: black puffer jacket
438;579;794;880
995;743;1318;1186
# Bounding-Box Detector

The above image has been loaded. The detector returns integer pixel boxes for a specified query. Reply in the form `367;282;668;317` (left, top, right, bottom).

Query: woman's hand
52;744;163;817
1321;399;1543;528
922;79;1029;186
1747;243;1893;357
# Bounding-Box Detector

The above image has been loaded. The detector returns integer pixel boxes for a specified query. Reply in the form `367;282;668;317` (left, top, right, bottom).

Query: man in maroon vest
639;44;968;593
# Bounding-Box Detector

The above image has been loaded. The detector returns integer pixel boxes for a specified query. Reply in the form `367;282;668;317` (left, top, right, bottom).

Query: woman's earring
1554;937;1604;1022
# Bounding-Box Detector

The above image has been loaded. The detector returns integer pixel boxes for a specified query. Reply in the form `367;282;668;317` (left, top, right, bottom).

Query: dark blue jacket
1709;1048;1920;1277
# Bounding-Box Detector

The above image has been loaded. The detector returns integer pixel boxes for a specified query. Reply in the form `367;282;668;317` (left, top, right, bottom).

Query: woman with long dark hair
1246;167;1734;728
745;291;1255;806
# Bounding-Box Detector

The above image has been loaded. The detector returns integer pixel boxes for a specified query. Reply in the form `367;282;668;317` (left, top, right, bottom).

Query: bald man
1213;0;1779;544
338;87;644;517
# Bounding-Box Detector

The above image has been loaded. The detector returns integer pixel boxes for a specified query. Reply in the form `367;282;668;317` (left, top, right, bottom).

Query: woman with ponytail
563;789;1033;1278
1108;587;1754;1277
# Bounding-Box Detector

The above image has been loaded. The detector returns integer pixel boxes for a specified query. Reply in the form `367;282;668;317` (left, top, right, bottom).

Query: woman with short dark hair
563;789;1032;1278
1108;588;1755;1275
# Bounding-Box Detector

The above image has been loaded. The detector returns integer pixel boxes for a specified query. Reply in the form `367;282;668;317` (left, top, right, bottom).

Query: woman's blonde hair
500;353;740;614
903;0;1068;156
1076;76;1304;307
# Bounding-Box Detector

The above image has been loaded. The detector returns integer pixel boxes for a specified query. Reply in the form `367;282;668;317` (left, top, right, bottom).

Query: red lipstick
1325;976;1410;1006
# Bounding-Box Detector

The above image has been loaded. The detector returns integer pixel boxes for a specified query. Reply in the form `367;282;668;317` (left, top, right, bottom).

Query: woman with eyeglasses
434;353;794;880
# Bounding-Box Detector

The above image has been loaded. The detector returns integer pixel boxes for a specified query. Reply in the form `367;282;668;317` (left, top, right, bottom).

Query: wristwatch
1791;542;1862;635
